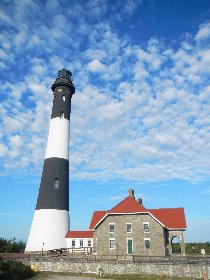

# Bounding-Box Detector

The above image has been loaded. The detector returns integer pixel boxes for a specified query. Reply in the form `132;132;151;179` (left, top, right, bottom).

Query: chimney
128;188;134;198
137;198;143;205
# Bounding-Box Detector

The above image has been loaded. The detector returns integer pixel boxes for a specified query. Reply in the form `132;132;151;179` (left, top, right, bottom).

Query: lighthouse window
62;95;65;101
54;178;59;189
60;111;64;119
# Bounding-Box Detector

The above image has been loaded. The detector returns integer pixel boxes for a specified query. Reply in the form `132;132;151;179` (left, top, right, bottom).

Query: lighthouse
25;69;75;252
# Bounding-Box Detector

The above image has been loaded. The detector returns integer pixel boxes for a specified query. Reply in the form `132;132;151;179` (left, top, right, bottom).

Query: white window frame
144;238;151;250
109;238;115;249
71;239;75;247
126;223;132;233
109;223;115;233
79;239;84;247
87;239;91;247
143;222;149;232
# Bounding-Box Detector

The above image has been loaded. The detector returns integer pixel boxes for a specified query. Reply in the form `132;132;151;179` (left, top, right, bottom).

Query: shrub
0;257;35;280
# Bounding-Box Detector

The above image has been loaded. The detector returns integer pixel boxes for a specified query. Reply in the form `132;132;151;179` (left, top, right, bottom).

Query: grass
31;271;201;280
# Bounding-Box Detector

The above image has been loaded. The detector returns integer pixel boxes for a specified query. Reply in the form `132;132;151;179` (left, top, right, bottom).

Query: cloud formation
0;0;210;184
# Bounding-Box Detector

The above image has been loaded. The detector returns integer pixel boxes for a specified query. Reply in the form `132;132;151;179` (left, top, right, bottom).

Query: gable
89;196;187;230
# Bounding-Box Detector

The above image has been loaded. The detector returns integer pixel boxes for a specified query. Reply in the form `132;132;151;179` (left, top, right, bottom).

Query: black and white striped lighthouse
25;69;75;252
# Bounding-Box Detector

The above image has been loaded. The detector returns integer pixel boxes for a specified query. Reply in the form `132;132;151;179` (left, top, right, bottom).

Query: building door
127;239;133;254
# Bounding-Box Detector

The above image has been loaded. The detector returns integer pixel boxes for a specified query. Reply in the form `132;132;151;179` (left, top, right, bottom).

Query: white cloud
87;59;106;72
0;143;8;156
0;9;12;25
195;22;210;41
0;1;210;184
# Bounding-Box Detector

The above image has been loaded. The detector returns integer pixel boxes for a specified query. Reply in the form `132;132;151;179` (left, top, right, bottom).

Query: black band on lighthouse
51;86;72;120
36;157;69;210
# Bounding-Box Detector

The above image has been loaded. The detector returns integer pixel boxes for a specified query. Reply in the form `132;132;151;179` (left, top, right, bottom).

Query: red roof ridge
108;195;147;213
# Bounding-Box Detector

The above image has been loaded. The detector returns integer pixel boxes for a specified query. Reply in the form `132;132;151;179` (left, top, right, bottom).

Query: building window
72;240;75;247
88;240;91;247
109;239;115;249
126;223;132;233
54;178;59;189
144;238;151;249
80;240;83;247
60;111;64;119
109;223;115;233
143;222;149;232
62;95;65;101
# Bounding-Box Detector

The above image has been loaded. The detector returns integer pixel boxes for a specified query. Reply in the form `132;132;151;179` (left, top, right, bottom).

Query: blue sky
0;0;210;243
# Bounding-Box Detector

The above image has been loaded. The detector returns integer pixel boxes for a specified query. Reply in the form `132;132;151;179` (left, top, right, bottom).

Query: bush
0;257;35;280
0;238;25;253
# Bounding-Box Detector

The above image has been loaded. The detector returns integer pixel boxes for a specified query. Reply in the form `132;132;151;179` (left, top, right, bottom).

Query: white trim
94;212;186;231
94;212;166;229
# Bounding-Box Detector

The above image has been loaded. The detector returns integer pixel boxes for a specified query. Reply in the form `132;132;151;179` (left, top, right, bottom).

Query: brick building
66;188;187;256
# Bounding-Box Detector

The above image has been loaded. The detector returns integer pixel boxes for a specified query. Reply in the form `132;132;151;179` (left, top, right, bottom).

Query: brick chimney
137;197;143;205
128;188;134;198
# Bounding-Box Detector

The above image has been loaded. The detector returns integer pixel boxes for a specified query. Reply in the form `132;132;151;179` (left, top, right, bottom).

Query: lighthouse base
25;209;69;252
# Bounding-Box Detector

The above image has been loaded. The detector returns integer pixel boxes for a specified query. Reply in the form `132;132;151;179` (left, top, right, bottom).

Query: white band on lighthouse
25;209;69;252
45;117;70;160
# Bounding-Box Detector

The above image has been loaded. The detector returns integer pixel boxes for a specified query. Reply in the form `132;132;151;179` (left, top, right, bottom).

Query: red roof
65;231;93;238
149;208;187;229
89;211;107;229
89;195;187;230
109;196;147;213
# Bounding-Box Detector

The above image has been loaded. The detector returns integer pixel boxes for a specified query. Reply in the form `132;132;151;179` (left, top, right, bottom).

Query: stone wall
95;213;166;256
24;260;210;279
